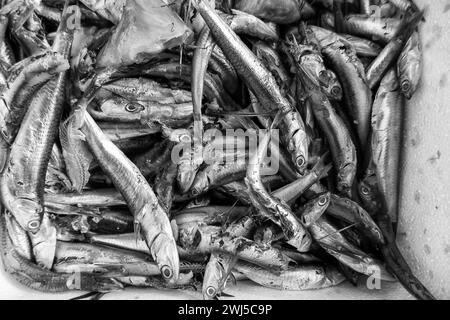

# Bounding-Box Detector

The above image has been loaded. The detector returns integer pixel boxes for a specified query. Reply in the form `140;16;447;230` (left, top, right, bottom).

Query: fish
310;26;373;153
366;11;423;89
88;96;193;125
234;261;345;291
233;0;316;24
397;31;422;99
0;51;69;145
178;222;293;270
245;123;312;253
193;0;309;174
79;111;179;283
371;68;404;223
302;216;395;281
0;213;123;293
296;62;357;197
342;14;401;43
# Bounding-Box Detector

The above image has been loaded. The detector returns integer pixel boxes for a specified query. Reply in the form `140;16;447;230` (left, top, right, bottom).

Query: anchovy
178;223;293;270
297;63;357;196
371;68;404;223
79;111;179;283
233;0;316;24
0;213;123;293
88;96;193;125
246;125;312;253
310;26;372;152
193;0;309;174
0;52;69;145
366;11;423;89
397;31;422;99
234;261;345;291
303;216;395;281
0;14;15;67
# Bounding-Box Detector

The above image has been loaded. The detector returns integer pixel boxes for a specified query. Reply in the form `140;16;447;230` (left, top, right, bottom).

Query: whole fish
366;11;423;89
297;63;357;197
310;26;372;152
371;68;404;223
302;216;394;281
0;51;69;146
246;125;312;253
193;0;309;174
0;14;15;67
78;111;179;283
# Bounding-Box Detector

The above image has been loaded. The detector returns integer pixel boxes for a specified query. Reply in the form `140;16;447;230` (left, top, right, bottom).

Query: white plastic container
0;0;446;300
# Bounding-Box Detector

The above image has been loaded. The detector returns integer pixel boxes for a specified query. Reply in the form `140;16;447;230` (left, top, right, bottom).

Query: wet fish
193;0;309;174
234;261;345;291
397;30;422;99
371;68;404;223
78;111;179;283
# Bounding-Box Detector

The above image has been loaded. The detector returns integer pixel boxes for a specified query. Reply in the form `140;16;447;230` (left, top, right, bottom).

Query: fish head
99;97;145;121
290;128;309;175
301;192;331;227
189;170;208;198
358;176;379;215
318;70;343;101
202;258;226;300
150;231;180;285
399;76;414;100
7;198;43;233
177;222;203;251
323;265;347;287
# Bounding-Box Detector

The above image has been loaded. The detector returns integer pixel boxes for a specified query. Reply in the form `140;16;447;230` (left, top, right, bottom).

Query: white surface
397;0;450;300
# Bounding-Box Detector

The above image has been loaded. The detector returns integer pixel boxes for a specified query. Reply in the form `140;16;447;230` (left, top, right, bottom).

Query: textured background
397;0;450;300
0;0;446;299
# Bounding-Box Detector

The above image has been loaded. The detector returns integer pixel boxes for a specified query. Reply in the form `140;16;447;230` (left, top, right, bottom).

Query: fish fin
70;291;99;300
219;292;234;298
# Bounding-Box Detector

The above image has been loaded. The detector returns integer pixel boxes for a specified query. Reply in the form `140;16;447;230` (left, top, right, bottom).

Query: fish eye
206;286;216;297
401;80;411;92
161;265;173;279
28;220;40;231
331;86;342;97
296;155;306;168
125;103;141;113
318;196;328;206
361;186;370;196
191;188;201;197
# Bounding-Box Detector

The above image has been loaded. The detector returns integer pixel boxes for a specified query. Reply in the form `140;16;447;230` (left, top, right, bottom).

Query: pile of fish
0;0;435;300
